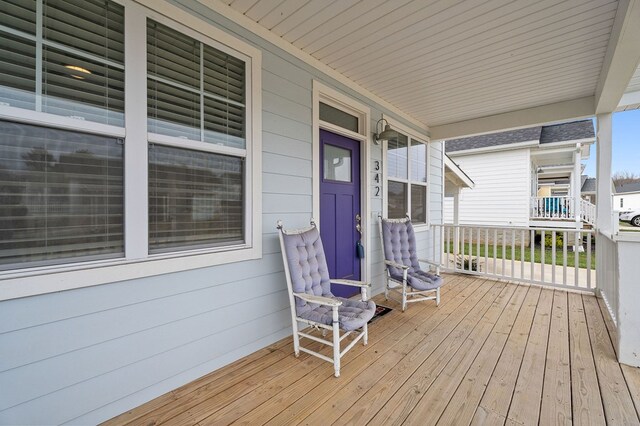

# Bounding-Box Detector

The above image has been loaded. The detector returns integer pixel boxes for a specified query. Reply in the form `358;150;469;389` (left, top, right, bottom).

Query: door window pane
319;102;358;133
149;145;244;253
411;184;427;223
387;133;408;179
323;144;351;182
0;120;124;270
388;181;407;219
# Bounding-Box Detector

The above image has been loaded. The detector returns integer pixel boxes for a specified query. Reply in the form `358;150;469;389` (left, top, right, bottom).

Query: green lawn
447;241;595;269
619;221;640;232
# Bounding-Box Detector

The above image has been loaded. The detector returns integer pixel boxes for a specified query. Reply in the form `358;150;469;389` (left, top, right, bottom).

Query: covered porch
3;0;640;424
105;274;640;425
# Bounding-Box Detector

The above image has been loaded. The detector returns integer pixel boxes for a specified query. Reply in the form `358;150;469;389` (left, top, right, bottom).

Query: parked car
619;209;640;227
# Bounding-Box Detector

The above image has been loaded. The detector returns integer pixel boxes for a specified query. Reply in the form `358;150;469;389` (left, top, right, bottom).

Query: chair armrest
293;292;342;307
330;279;371;288
384;259;409;270
418;258;441;275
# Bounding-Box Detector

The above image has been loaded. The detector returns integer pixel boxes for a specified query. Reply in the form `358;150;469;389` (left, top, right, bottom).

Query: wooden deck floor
105;274;640;425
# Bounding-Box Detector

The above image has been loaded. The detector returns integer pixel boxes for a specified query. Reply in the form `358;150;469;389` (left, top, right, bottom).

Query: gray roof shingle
446;120;595;153
581;177;596;193
540;120;595;144
615;181;640;194
445;127;541;153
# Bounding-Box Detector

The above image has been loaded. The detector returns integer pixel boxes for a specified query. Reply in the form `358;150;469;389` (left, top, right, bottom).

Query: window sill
0;244;261;301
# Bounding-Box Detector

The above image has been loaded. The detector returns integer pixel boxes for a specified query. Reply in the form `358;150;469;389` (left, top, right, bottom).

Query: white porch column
594;113;640;367
573;143;582;228
453;188;460;260
596;114;613;234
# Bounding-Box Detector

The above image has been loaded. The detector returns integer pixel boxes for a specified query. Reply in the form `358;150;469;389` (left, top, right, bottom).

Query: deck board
569;292;605;425
102;275;639;426
540;290;571;425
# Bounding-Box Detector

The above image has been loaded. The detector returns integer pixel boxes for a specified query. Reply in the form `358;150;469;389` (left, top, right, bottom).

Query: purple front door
320;130;361;298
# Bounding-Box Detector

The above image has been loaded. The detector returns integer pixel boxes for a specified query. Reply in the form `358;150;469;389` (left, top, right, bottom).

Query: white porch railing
529;196;597;226
597;232;618;324
433;224;596;292
530;196;574;220
579;198;597;225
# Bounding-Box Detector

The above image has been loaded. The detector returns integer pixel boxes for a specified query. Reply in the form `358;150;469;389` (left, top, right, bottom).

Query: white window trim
312;81;371;284
382;115;431;230
0;0;262;301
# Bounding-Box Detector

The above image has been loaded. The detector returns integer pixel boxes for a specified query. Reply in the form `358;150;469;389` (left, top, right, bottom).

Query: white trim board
430;96;596;141
312;81;372;284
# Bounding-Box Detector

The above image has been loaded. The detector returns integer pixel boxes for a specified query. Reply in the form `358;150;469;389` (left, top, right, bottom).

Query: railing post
574;143;582;229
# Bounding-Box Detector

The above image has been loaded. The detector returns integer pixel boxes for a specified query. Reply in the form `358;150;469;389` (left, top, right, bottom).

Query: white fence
433;224;596;292
530;196;574;220
529;196;596;225
580;198;597;225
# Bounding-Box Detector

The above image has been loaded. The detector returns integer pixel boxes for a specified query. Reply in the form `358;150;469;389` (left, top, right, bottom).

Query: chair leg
292;319;300;357
363;322;368;345
332;308;340;378
384;279;389;301
436;287;441;306
402;282;408;312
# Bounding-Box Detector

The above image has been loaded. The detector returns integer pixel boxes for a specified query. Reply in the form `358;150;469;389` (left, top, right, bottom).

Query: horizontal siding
615;193;640;211
444;149;530;227
0;2;444;425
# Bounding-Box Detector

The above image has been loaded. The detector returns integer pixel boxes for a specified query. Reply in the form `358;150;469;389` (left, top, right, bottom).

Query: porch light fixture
373;118;396;144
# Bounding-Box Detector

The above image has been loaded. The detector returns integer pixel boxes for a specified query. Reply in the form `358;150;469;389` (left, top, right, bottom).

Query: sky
583;109;640;177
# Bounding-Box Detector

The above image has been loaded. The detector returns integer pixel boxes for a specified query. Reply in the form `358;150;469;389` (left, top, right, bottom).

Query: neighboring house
581;176;597;205
444;121;596;228
615;181;640;211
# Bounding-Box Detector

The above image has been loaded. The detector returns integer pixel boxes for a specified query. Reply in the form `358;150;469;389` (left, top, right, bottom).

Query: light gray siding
0;1;443;424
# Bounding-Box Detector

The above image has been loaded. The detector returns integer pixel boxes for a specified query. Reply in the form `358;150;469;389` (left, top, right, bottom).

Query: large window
386;131;428;223
0;120;124;270
146;19;249;253
0;0;259;283
0;0;125;125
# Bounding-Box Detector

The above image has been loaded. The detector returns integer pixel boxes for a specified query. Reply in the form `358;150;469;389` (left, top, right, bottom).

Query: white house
444;121;596;228
0;1;639;424
615;181;640;211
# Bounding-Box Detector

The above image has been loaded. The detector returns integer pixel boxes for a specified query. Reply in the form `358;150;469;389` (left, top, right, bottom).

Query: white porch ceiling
225;0;627;128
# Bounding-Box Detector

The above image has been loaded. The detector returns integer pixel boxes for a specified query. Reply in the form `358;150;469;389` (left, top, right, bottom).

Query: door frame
312;81;371;284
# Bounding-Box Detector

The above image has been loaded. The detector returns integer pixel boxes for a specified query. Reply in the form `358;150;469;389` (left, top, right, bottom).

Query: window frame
0;0;262;301
382;115;431;230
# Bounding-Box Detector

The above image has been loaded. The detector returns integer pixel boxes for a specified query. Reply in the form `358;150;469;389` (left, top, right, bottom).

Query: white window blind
148;145;244;253
147;19;246;148
0;120;124;270
0;0;125;126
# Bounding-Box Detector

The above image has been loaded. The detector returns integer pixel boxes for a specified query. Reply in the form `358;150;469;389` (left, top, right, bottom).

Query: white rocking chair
378;215;443;311
276;219;376;377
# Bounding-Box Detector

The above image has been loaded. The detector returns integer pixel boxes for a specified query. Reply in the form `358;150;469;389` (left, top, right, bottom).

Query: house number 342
373;160;381;198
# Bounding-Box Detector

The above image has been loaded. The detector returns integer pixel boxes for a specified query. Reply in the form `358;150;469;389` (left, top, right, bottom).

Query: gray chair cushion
298;298;376;332
381;218;443;291
390;270;443;291
280;226;333;317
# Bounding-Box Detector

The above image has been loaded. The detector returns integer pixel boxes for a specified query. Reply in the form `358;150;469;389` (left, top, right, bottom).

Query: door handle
355;214;362;234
